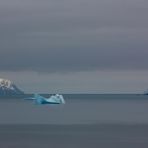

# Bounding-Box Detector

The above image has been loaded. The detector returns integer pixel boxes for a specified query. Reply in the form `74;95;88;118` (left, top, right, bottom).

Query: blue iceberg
25;94;65;105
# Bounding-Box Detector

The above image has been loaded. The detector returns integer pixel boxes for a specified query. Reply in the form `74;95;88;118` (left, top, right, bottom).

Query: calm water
0;94;148;124
0;94;148;148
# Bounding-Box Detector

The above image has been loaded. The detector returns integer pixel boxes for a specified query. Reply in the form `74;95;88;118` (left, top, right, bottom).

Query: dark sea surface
0;94;148;148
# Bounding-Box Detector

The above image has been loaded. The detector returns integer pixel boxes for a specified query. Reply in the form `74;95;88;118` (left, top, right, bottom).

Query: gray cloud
0;0;148;72
1;70;148;93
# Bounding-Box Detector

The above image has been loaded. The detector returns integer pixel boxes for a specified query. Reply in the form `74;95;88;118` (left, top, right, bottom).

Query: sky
0;0;148;93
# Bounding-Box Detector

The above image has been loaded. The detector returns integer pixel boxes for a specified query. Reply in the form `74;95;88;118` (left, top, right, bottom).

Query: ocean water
0;94;148;148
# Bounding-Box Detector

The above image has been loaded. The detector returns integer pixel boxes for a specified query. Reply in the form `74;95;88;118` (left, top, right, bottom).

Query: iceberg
25;94;65;105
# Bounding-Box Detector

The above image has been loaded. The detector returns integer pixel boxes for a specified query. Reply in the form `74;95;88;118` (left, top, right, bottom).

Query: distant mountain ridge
0;78;24;95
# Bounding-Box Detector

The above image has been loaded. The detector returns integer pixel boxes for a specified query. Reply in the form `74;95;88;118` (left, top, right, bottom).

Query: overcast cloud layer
1;70;148;93
0;0;148;72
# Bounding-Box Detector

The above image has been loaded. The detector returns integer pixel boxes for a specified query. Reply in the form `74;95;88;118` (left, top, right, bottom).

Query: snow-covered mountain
0;78;24;95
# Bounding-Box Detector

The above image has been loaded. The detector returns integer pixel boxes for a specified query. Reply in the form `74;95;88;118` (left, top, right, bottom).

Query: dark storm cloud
0;0;148;72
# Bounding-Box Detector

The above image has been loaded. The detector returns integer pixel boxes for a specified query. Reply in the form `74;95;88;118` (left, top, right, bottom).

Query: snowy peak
0;78;14;89
0;78;24;95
